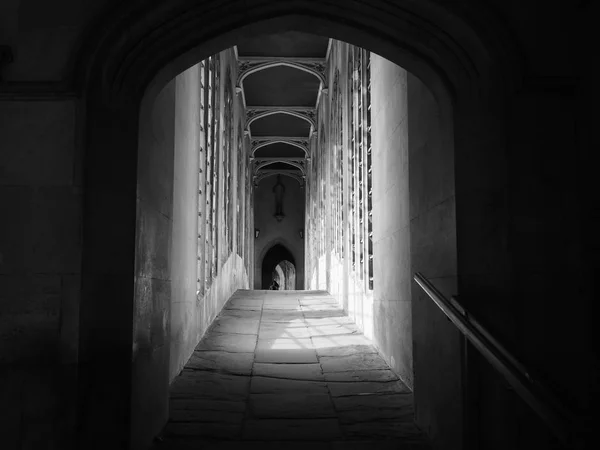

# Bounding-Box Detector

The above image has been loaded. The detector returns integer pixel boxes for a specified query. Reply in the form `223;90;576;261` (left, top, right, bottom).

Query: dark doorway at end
262;244;296;289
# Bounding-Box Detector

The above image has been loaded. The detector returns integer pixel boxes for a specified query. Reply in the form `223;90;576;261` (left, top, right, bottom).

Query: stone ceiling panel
250;114;311;138
254;143;306;158
243;66;320;107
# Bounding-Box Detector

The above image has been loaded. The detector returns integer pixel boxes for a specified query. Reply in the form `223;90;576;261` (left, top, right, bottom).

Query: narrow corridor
154;290;430;448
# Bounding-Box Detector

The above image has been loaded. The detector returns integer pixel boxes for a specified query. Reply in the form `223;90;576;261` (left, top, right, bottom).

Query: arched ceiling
236;31;330;187
250;113;312;137
243;66;320;107
254;143;305;158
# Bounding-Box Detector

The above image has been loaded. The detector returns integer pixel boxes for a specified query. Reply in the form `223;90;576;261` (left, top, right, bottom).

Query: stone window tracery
349;47;373;291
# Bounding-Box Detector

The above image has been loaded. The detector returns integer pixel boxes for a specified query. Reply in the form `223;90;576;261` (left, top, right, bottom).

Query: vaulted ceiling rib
235;32;330;187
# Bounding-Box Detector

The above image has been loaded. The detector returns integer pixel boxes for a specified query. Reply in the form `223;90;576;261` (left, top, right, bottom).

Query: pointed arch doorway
261;244;296;290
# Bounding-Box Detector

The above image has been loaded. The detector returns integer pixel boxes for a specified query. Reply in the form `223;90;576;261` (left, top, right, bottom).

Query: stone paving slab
186;351;254;375
307;323;361;337
303;310;355;319
253;362;325;381
211;316;260;335
255;338;318;363
304;316;355;326
164;423;242;439
258;323;311;339
169;398;246;413
338;408;414;424
263;304;303;311
331;441;430;449
320;353;390;372
264;298;301;305
224;300;263;311
156;290;430;449
195;332;257;353
315;344;377;358
153;440;335;450
169;409;245;423
333;393;414;412
302;303;342;311
340;421;426;440
249;393;336;418
242;418;343;440
312;333;372;351
328;380;412;397
261;310;305;322
299;298;339;305
250;376;329;395
219;309;262;319
324;369;400;382
169;371;250;400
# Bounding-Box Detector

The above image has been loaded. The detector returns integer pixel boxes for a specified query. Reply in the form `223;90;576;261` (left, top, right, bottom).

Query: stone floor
152;290;430;449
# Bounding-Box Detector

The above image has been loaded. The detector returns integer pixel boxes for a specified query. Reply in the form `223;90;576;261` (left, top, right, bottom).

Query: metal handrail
413;272;578;448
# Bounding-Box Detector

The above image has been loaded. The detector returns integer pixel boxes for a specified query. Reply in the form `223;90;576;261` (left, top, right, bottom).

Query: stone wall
370;56;412;386
131;50;252;448
132;77;176;448
0;2;596;449
406;72;460;450
307;44;461;449
0;99;82;449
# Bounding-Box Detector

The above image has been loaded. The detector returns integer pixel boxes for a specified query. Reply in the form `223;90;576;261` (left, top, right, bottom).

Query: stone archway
76;3;516;449
275;260;296;290
261;243;296;289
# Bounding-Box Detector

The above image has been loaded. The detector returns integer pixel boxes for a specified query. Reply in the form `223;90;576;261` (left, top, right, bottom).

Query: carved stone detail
250;137;310;157
237;57;327;88
253;170;305;188
253;158;306;174
245;107;317;130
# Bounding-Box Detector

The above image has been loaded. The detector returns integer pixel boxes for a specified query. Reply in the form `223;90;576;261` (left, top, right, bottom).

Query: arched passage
76;3;517;450
261;244;296;289
275;260;296;290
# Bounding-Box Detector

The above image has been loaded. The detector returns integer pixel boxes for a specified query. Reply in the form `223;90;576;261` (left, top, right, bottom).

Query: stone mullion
352;51;360;278
223;67;230;259
325;59;334;292
311;132;318;285
304;137;315;288
338;80;344;258
329;93;336;260
245;134;252;276
197;61;208;296
204;57;214;291
212;54;221;278
234;59;243;259
304;153;310;288
365;51;374;291
341;42;351;308
361;48;370;290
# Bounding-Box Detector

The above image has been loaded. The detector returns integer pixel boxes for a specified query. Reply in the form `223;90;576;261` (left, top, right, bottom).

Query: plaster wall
253;176;305;289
